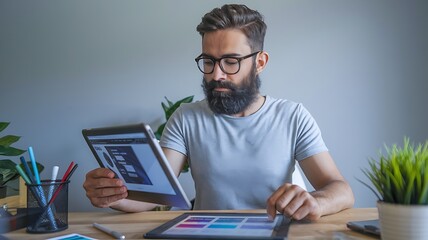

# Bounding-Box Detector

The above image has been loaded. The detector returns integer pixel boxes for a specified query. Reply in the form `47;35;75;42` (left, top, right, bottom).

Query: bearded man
83;4;354;221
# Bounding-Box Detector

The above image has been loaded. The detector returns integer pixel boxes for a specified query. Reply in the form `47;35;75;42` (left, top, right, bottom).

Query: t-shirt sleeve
159;106;188;156
294;104;328;161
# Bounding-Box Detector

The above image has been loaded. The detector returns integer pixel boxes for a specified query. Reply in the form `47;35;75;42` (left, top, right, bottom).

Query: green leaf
165;102;181;120
165;96;194;120
181;161;190;173
0;159;18;171
356;177;381;200
161;101;170;116
0;122;10;133
419;163;428;204
415;170;422;200
403;171;415;204
154;123;166;140
0;159;20;185
179;96;194;104
165;97;174;108
0;135;21;147
384;173;394;203
0;146;26;156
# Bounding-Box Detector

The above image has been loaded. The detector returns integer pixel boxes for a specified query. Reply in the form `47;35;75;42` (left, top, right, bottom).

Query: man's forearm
310;180;355;216
109;199;159;212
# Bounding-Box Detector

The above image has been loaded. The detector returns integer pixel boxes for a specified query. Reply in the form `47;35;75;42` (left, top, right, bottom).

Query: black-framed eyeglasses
195;51;260;75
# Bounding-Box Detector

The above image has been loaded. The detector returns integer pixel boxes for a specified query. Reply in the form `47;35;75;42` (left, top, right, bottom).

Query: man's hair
196;4;267;52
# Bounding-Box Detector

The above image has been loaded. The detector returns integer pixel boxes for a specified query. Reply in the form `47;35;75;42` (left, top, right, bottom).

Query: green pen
15;164;31;184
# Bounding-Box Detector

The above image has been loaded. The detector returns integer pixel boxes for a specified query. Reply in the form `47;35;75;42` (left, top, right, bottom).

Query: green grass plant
359;137;428;205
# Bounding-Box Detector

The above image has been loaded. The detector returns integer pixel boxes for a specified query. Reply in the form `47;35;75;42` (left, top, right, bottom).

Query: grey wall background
1;0;427;212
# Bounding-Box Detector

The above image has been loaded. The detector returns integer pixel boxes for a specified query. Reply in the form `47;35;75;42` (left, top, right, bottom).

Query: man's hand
83;168;128;208
266;183;322;221
266;152;355;221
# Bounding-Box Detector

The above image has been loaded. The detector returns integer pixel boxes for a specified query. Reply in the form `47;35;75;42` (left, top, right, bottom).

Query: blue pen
20;156;35;184
28;147;41;184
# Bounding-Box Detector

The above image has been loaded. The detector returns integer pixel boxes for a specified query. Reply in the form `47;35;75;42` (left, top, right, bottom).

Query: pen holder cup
26;180;69;233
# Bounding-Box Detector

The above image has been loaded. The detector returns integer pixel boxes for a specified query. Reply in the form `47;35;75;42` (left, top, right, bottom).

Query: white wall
1;0;427;211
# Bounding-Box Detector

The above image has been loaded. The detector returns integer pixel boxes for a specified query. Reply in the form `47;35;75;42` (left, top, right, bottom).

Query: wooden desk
3;208;379;239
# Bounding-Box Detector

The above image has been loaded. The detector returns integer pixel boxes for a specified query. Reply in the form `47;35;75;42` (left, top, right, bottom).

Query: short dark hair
196;4;267;52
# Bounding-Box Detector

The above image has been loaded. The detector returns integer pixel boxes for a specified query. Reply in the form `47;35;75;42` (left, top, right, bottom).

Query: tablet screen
144;213;290;239
86;132;175;195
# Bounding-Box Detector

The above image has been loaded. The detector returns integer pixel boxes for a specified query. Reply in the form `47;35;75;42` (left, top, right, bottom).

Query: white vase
377;201;428;240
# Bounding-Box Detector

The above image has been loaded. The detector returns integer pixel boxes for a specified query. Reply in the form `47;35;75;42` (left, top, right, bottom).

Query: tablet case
82;123;191;209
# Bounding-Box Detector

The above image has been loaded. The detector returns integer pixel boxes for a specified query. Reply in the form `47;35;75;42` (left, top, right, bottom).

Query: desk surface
3;208;378;239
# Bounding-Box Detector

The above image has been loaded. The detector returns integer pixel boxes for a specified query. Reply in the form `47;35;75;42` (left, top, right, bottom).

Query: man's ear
256;51;269;74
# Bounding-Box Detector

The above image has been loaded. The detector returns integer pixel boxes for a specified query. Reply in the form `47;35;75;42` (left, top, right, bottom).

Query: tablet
346;219;380;237
82;123;191;209
144;212;290;239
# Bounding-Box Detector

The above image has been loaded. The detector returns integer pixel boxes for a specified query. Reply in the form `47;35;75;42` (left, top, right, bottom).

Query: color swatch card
47;233;96;240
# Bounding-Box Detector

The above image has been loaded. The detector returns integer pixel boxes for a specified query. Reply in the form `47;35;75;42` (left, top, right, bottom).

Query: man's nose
211;62;227;81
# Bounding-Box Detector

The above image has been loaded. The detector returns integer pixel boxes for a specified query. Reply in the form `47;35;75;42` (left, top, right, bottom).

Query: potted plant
360;137;428;240
0;122;44;199
0;122;27;198
154;96;193;172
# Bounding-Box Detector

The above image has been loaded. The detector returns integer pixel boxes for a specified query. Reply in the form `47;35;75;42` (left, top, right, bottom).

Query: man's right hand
83;168;128;208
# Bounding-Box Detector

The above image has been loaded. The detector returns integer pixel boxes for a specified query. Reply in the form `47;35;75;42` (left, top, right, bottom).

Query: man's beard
202;66;261;115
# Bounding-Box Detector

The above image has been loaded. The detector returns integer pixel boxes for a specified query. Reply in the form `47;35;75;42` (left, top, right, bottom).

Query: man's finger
281;195;305;218
88;168;115;179
266;183;294;220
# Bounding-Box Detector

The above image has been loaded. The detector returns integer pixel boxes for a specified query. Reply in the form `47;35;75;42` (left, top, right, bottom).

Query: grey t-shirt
160;96;328;210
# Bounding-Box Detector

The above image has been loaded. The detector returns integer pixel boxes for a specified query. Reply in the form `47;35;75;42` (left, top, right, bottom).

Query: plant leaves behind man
155;96;194;139
154;96;194;172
